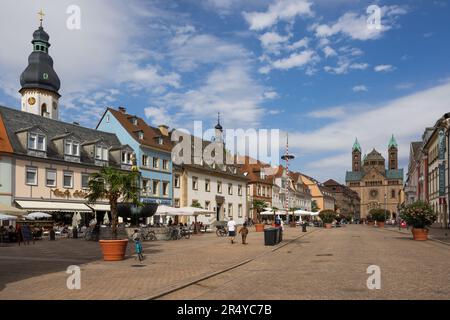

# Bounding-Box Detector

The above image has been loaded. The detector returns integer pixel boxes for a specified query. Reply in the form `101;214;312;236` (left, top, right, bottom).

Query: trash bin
264;228;277;246
302;223;307;233
73;228;78;239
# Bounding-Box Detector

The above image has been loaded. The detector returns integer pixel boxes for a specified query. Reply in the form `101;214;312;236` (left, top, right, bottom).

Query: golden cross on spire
38;9;45;26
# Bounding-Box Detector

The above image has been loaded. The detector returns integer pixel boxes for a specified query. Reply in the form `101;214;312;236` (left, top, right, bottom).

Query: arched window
41;103;48;117
391;190;396;198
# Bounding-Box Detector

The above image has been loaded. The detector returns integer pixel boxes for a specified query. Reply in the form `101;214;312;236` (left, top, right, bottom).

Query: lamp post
384;193;387;223
281;133;295;225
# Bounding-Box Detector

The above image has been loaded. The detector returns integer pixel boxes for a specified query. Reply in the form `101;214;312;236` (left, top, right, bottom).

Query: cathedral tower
388;134;398;170
352;138;362;172
19;11;61;120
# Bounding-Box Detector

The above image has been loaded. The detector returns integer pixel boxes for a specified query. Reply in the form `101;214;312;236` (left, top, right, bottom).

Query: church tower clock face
370;189;378;199
28;97;36;105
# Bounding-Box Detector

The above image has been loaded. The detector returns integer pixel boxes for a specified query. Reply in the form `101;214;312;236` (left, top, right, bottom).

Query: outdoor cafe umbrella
24;212;52;220
103;212;110;225
294;210;319;216
0;214;17;221
72;212;82;227
173;207;215;233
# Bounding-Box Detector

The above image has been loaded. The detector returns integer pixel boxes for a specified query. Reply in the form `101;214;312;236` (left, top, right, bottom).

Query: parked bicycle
139;228;157;241
169;226;191;240
216;225;227;237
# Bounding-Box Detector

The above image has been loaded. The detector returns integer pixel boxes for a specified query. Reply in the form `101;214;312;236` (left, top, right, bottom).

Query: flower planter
324;223;332;229
99;239;129;261
376;221;385;228
412;228;428;241
255;223;265;232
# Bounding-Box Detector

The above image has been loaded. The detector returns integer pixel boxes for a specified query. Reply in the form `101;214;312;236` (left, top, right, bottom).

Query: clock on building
370;189;378;199
28;97;36;105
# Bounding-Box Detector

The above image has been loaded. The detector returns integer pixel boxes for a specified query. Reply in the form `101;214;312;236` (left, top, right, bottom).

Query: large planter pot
255;223;265;232
412;228;428;241
324;223;332;229
367;221;374;226
376;221;385;228
99;239;129;261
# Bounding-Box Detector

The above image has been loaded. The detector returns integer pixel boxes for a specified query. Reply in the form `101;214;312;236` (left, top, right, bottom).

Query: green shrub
319;210;337;224
369;208;389;222
400;201;437;229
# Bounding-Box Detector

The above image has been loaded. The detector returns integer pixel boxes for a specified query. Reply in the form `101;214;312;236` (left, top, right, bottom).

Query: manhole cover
316;253;333;257
131;265;146;268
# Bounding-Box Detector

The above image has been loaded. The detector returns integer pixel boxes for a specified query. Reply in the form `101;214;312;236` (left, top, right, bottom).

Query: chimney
118;106;127;114
158;125;169;136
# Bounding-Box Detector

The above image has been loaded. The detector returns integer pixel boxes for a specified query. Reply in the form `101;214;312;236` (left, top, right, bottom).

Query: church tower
214;112;223;143
19;11;61;120
388;134;398;170
352;138;362;172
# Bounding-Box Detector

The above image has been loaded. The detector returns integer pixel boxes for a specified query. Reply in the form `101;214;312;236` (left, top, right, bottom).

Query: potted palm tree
319;210;337;229
252;199;267;232
86;166;140;261
400;201;437;241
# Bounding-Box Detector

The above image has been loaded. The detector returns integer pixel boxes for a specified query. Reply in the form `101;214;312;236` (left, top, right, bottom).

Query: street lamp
384;193;387;224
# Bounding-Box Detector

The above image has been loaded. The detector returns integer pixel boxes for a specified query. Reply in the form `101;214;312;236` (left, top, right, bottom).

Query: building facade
97;107;173;207
323;179;361;219
300;174;335;212
171;124;248;225
345;137;404;220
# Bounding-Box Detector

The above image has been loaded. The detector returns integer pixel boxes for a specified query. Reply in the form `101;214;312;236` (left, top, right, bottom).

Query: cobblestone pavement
0;227;306;299
384;225;450;244
1;225;448;300
160;225;450;300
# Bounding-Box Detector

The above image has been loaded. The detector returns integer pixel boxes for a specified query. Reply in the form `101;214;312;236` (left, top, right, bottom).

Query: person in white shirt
227;218;237;244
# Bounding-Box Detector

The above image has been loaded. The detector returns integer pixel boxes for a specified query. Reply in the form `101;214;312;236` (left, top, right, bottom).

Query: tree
191;201;203;209
311;200;319;212
86;166;140;239
252;199;267;223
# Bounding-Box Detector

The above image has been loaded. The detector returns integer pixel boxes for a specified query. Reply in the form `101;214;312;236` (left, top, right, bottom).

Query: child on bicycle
132;229;144;261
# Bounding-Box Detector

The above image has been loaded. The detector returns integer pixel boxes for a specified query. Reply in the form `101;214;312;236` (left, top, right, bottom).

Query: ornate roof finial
352;137;361;152
388;134;398;149
38;9;45;27
215;112;223;131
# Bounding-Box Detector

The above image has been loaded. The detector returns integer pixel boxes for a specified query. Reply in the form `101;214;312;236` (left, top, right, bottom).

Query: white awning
86;204;111;212
15;200;92;212
0;203;26;216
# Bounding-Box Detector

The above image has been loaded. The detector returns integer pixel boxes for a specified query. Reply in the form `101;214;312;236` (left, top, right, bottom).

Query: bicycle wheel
148;231;157;241
183;231;191;239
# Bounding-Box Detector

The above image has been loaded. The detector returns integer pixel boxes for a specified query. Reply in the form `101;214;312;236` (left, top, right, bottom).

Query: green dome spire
388;134;398;149
352;138;361;152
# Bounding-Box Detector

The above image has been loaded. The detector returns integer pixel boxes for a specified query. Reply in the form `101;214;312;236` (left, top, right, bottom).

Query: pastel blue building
97;107;172;206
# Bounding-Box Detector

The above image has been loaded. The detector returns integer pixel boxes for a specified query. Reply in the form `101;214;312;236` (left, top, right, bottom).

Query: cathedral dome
19;25;60;96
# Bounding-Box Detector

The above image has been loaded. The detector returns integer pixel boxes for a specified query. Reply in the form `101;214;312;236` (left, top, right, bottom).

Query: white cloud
352;85;368;92
264;91;279;99
286;37;309;51
322;46;337;58
313;5;407;41
270;50;317;71
374;64;395;72
289;80;450;181
259;31;290;53
154;63;267;128
243;0;313;31
396;82;414;90
144;106;174;127
307;106;346;119
349;62;369;70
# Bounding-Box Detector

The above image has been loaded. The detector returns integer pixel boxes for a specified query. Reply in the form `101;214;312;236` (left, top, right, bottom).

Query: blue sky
0;0;449;182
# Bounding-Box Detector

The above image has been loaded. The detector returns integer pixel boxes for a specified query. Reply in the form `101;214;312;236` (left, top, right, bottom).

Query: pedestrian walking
132;229;144;262
227;218;237;244
239;223;249;244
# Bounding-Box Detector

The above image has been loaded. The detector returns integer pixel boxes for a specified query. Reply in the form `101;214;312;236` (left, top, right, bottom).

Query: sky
0;0;449;183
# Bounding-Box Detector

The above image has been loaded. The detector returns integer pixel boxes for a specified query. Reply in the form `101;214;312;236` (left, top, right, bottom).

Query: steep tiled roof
411;141;422;161
0;113;13;153
106;108;172;152
386;169;404;180
0;105;122;165
345;171;363;182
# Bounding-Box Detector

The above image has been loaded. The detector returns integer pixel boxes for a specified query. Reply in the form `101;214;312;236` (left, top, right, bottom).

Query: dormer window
28;133;46;151
122;151;133;165
65;140;80;157
96;145;109;161
129;117;138;126
136;131;144;140
158;137;163;145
